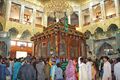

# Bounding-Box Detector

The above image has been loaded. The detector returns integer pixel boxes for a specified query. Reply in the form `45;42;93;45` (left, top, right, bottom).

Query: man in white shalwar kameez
78;57;88;80
86;58;92;80
102;56;112;80
114;57;120;80
78;57;81;80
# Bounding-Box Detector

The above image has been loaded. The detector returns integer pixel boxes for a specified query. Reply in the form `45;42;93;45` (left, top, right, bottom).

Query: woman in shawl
65;60;76;80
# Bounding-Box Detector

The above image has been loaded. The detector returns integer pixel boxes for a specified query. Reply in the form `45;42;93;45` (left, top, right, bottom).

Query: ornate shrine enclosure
31;22;87;59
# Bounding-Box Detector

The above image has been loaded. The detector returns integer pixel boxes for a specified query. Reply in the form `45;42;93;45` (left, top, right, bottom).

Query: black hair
9;58;13;61
80;57;83;62
103;56;109;60
57;63;61;67
116;57;120;62
32;57;36;61
87;58;92;61
80;57;86;63
15;58;21;62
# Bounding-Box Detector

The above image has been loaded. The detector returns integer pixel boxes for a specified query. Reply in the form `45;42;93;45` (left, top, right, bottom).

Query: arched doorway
97;42;113;56
84;30;91;39
94;27;104;34
71;12;79;27
107;24;118;32
94;27;104;38
106;24;118;37
8;27;19;39
20;30;31;40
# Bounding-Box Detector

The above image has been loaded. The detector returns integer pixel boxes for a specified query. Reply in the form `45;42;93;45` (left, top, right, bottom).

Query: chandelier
44;0;73;19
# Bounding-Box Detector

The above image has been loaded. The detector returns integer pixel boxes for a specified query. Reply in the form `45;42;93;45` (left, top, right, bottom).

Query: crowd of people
0;54;120;80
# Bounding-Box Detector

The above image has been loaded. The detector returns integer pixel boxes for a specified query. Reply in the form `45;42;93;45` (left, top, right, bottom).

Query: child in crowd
55;63;63;80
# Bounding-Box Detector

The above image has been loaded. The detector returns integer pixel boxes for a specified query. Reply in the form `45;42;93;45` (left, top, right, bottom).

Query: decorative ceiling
39;0;90;5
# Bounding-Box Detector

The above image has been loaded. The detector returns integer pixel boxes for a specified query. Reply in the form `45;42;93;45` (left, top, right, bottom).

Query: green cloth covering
61;61;68;71
64;13;68;32
61;61;79;72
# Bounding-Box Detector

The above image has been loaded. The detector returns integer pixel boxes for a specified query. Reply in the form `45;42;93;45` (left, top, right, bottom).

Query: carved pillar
79;7;83;27
32;42;35;56
20;5;25;23
32;8;36;27
45;38;48;58
43;15;48;27
41;13;44;26
83;40;87;57
100;0;106;20
114;0;120;17
42;37;47;58
37;41;41;58
37;39;41;57
40;39;43;57
78;39;80;57
55;32;60;56
81;41;84;57
67;35;70;59
50;34;53;47
35;40;39;57
46;38;48;57
55;35;58;56
6;0;11;21
50;33;54;55
89;2;94;23
85;40;87;57
56;32;60;56
34;41;37;57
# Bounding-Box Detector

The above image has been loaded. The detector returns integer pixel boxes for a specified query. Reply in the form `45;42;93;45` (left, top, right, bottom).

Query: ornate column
114;0;120;17
32;8;36;27
32;42;35;56
6;0;11;21
55;32;60;56
45;38;47;57
79;7;83;29
43;14;48;27
55;33;58;56
20;5;25;23
50;33;54;55
89;2;93;23
34;41;37;57
78;39;80;56
41;13;44;26
84;40;87;57
67;35;70;59
100;0;106;20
